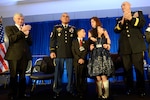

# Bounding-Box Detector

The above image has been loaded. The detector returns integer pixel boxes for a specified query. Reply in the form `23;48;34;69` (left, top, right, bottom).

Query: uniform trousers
53;58;73;93
122;52;145;91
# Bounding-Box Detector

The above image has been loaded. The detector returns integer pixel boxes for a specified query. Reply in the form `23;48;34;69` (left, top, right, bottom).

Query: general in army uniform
114;1;146;97
50;12;77;99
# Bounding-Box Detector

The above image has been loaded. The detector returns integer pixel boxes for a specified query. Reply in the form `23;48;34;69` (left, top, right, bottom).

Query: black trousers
8;56;28;97
122;52;145;91
74;63;87;95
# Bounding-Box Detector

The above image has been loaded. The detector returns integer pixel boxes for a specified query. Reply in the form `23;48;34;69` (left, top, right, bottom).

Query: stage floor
0;81;150;100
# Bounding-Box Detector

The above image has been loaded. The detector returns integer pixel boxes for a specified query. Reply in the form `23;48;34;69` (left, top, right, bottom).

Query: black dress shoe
18;93;30;99
98;96;102;100
8;94;17;100
8;96;17;100
139;92;146;97
66;91;76;97
23;93;31;98
126;89;133;95
79;95;84;99
53;92;60;99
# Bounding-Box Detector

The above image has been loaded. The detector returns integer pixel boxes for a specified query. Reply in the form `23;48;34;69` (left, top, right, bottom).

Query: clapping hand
124;11;132;20
21;24;31;36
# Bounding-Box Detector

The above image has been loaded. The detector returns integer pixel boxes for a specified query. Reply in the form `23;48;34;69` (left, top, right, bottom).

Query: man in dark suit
114;1;146;97
145;23;150;57
5;13;32;100
71;29;88;99
50;12;77;99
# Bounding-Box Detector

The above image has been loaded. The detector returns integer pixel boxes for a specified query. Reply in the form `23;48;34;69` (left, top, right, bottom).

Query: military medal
69;27;74;33
70;34;73;37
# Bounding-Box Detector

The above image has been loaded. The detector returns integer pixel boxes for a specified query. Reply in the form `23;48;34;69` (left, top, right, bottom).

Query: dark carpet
0;81;150;100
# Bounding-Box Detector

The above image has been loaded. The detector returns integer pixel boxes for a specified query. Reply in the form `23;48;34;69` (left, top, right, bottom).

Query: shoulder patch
50;32;53;37
55;24;62;27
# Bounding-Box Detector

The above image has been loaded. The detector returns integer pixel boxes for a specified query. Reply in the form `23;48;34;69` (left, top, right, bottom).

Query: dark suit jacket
114;11;146;55
145;31;150;57
71;39;88;66
4;25;32;60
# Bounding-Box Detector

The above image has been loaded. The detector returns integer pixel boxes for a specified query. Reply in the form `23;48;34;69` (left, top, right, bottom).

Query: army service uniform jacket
114;11;146;55
50;24;76;58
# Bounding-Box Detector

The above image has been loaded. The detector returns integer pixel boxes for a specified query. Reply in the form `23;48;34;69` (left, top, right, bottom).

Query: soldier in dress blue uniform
50;12;77;99
114;1;146;97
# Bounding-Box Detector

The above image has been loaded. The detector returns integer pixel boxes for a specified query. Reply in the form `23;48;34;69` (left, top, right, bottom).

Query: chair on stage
0;60;33;88
110;53;124;82
26;60;32;76
0;70;10;88
143;59;150;84
29;56;55;94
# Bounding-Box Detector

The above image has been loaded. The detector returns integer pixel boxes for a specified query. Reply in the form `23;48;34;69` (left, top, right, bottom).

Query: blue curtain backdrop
25;15;150;83
28;15;150;64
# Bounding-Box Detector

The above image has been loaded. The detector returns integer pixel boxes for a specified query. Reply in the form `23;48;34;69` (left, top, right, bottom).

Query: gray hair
13;13;24;19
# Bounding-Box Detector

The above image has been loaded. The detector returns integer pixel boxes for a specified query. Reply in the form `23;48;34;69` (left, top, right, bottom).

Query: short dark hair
77;28;84;35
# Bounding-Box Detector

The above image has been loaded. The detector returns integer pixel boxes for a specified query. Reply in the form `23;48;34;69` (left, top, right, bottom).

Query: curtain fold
28;15;150;64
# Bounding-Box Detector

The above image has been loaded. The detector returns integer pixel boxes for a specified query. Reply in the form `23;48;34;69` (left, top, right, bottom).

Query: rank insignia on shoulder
69;25;75;28
55;24;61;27
70;34;73;37
69;27;74;33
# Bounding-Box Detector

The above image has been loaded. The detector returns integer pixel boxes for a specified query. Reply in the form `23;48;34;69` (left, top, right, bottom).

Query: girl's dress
87;34;114;77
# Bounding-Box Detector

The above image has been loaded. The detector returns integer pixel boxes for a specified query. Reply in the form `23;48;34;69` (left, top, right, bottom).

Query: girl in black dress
87;17;114;99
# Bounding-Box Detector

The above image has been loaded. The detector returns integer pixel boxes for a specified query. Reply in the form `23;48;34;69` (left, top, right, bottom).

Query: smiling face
13;13;24;26
91;19;97;28
77;29;86;38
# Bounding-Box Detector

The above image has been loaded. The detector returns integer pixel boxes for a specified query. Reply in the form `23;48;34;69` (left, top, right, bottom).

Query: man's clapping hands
21;24;31;36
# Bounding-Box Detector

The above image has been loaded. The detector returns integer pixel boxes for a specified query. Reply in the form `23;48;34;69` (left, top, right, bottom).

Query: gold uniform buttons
127;34;130;37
